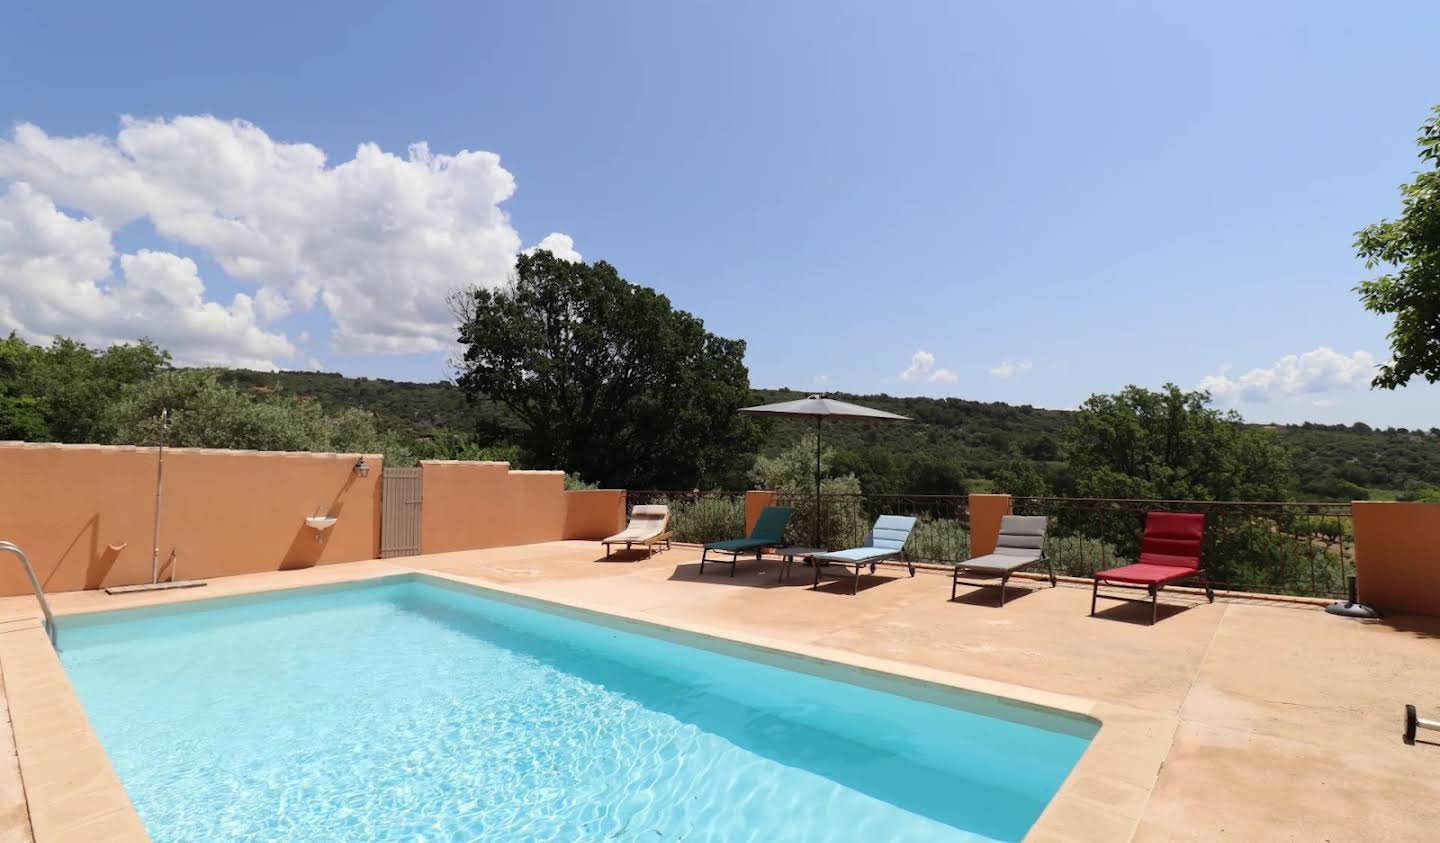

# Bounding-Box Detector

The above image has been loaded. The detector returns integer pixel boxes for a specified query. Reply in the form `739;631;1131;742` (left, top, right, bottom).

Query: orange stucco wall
419;461;569;553
0;442;381;596
744;490;778;535
563;490;627;539
968;493;1013;557
1353;501;1440;616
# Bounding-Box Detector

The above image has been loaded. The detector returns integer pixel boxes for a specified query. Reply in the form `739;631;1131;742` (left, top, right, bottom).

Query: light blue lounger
810;515;917;594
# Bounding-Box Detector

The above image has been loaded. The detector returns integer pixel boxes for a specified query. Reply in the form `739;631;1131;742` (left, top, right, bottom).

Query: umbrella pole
814;416;822;547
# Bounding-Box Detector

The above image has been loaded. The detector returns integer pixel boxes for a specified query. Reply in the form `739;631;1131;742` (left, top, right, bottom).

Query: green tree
0;335;48;440
902;453;968;495
1063;384;1292;501
1356;105;1440;388
455;251;759;488
993;458;1050;496
107;369;408;460
750;434;863;546
0;334;169;442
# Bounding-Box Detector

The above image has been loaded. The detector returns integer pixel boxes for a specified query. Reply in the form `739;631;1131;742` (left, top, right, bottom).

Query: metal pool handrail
1;541;54;645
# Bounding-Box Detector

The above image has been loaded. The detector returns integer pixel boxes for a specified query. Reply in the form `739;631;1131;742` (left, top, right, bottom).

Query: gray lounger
951;515;1055;606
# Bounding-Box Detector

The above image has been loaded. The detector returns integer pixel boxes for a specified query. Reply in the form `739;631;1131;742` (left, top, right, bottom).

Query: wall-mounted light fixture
353;457;371;477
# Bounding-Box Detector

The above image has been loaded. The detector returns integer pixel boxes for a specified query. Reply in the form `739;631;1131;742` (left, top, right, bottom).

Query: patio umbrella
738;395;911;547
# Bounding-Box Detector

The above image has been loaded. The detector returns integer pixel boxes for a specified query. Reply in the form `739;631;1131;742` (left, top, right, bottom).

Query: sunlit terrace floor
2;541;1437;841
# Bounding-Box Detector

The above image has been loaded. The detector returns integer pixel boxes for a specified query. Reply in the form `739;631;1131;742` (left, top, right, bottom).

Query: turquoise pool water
57;576;1095;842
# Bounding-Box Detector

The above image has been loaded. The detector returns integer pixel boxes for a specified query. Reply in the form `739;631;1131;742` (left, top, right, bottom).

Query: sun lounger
1091;511;1213;624
699;506;794;577
951;515;1055;606
602;504;672;559
810;515;917;594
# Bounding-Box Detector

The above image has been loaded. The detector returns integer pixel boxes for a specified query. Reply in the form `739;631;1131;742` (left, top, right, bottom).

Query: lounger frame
1090;571;1214;625
811;550;913;594
699;542;766;577
603;532;673;559
952;555;1056;606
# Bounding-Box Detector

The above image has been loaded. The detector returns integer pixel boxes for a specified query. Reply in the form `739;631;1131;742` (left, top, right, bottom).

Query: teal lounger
699;506;795;577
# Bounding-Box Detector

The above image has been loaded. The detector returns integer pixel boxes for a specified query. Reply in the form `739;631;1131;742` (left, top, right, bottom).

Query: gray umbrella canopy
737;395;911;422
738;395;911;546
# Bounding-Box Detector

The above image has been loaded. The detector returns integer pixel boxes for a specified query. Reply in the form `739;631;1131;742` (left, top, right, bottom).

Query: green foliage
1398;481;1440;502
107;370;408;460
7;334;1433;502
829;448;968;495
1355;105;1440;388
992;458;1051;496
751;435;866;545
564;473;599;491
1063;384;1292;501
662;495;747;544
219;368;481;440
406;431;522;465
0;333;169;442
455;251;760;488
908;518;970;565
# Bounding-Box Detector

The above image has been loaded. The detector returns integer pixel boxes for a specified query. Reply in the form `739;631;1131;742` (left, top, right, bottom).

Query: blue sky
2;1;1439;427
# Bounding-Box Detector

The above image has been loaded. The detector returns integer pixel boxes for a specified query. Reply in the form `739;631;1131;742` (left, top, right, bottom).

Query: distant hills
220;369;1440;500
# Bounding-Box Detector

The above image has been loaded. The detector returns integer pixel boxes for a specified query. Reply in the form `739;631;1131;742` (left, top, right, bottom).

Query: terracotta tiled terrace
2;541;1437;841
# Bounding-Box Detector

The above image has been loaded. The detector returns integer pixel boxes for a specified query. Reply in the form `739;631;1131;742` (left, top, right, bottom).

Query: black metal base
1406;704;1418;744
1325;600;1381;619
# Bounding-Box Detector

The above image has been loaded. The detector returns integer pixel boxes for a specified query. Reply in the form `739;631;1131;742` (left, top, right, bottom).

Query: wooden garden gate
380;467;422;558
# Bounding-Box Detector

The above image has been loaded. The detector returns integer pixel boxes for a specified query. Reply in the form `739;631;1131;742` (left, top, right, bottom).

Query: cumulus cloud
899;350;958;383
1198;347;1377;403
525;232;583;262
0;115;573;358
989;359;1033;379
0;183;294;369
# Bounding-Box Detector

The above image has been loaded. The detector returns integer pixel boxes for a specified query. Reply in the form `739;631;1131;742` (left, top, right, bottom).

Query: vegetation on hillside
11;327;1432;501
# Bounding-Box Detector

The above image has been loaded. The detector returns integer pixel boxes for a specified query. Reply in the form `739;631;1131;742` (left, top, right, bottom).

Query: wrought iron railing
625;490;1352;600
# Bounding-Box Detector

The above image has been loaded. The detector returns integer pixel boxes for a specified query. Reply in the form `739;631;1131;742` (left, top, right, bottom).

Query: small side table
772;546;827;583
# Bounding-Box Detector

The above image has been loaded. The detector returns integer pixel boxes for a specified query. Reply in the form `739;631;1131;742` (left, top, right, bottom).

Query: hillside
220;370;1440;500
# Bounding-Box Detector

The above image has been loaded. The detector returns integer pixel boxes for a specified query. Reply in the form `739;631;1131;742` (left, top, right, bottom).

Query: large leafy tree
455;251;759;488
1063;384;1292;501
0;333;169;442
1356;105;1440;387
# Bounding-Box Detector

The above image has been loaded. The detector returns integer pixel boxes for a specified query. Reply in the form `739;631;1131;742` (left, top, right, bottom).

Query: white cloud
1199;347;1377;403
525;232;583;262
899;350;957;383
989;359;1033;379
0;183;294;369
0;115;574;356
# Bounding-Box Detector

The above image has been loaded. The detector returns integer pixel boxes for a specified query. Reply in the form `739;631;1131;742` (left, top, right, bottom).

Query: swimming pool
57;575;1096;842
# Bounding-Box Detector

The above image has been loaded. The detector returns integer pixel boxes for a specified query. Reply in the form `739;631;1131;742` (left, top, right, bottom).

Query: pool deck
1;541;1437;842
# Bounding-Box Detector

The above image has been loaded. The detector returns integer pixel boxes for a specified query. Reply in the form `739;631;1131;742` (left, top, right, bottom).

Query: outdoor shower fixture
104;408;207;595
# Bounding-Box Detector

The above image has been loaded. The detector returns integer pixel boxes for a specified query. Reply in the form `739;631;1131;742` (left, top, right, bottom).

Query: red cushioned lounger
1090;511;1214;624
